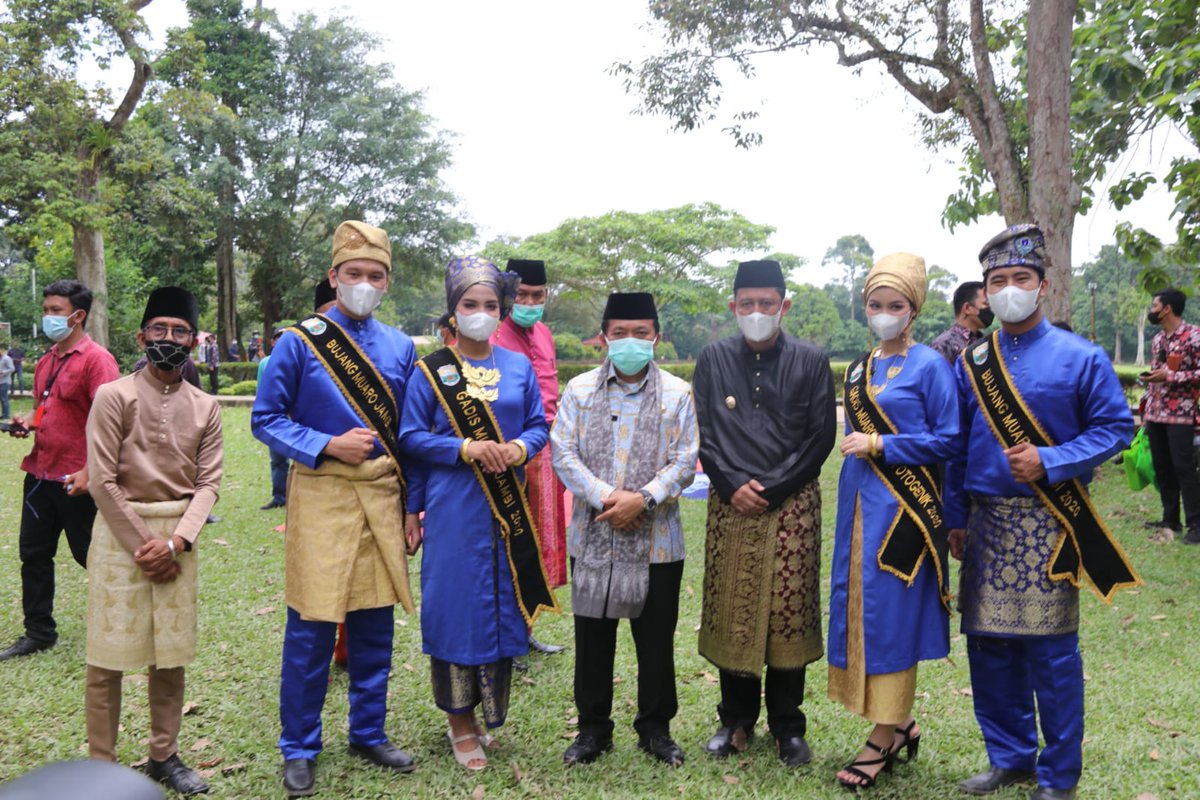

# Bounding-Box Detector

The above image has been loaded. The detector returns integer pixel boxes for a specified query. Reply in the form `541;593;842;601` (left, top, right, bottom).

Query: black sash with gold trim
416;347;559;624
961;331;1141;602
844;352;950;609
286;313;406;507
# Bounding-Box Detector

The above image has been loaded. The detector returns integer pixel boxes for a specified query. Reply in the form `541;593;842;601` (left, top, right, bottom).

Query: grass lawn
0;400;1197;798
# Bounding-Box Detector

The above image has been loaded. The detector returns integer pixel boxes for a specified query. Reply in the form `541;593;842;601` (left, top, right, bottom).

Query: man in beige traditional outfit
693;260;837;766
85;287;223;796
252;221;417;797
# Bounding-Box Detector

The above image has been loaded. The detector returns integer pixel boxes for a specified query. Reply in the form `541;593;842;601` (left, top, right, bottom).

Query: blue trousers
269;449;289;505
966;633;1084;790
279;605;394;760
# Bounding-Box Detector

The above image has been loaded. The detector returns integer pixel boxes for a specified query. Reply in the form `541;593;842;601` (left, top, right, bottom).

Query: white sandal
448;731;487;771
473;723;498;749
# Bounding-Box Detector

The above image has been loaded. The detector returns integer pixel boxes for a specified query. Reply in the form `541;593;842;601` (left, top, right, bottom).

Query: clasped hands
133;536;184;584
464;440;524;473
597;489;646;530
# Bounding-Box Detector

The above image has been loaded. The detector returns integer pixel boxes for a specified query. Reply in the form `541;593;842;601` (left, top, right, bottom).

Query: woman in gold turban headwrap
827;253;962;790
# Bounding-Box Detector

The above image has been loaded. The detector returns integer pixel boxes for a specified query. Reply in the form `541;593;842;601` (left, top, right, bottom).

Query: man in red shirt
1;279;119;660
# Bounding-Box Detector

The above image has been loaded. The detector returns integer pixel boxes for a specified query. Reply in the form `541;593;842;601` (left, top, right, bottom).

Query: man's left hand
1144;368;1169;384
134;536;184;579
1004;442;1046;484
65;467;89;496
596;489;646;530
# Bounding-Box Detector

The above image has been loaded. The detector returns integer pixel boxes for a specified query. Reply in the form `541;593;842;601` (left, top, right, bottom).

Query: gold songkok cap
863;252;927;314
332;220;392;271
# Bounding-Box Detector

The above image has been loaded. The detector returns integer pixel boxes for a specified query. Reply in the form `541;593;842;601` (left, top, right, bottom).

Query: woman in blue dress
827;253;961;790
400;256;550;771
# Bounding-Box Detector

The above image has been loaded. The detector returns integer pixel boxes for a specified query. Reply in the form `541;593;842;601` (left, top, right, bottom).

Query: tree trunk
1114;327;1122;363
215;173;238;359
1026;0;1079;324
1136;314;1146;365
73;163;108;347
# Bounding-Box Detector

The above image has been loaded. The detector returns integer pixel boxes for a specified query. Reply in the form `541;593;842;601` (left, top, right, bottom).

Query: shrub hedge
218;379;258;396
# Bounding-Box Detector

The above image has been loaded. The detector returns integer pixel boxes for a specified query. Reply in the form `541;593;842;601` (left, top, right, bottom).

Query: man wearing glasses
1;279;119;662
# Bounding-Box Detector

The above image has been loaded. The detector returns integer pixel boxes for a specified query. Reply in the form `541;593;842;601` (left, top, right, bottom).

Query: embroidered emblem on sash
301;317;327;335
972;341;989;365
437;364;460;386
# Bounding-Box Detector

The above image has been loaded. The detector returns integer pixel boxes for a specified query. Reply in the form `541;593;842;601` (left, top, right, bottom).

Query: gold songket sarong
699;480;824;675
87;499;197;671
286;455;413;622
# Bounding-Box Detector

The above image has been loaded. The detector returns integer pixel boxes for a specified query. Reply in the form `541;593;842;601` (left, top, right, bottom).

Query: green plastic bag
1123;426;1156;492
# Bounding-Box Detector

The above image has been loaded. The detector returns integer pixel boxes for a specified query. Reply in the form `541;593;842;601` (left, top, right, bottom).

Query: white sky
135;0;1192;289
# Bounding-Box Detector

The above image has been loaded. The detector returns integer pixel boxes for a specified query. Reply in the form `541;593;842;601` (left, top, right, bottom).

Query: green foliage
784;283;840;349
218;378;257;395
217;361;258;382
551;332;590;361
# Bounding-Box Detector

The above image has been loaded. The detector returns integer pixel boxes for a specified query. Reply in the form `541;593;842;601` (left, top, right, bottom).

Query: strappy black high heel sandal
893;719;921;763
837;740;893;791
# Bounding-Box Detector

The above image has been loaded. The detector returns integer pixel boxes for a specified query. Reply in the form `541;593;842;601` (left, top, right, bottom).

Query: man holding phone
1;280;119;661
1142;289;1200;543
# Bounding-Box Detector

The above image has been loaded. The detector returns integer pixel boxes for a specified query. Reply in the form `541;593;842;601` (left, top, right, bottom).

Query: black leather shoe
529;634;565;654
0;635;55;661
775;734;812;767
147;754;209;795
348;741;415;773
705;725;753;758
563;733;613;765
959;767;1037;795
639;734;685;766
205;514;221;524
1030;787;1075;800
1183;530;1200;545
260;500;285;510
282;758;316;797
1143;518;1181;530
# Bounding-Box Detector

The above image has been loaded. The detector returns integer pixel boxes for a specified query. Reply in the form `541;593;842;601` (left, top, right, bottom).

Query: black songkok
313;280;337;311
506;259;547;286
602;292;658;321
141;286;199;330
733;259;785;292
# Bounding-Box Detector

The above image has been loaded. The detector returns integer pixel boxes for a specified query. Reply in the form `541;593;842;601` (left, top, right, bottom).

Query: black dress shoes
959;767;1037;795
639;734;685;767
0;635;54;661
260;500;285;510
1030;787;1075;800
705;725;753;758
147;754;209;796
529;634;565;654
562;733;613;765
348;741;415;772
775;734;813;767
1143;518;1181;531
282;758;315;797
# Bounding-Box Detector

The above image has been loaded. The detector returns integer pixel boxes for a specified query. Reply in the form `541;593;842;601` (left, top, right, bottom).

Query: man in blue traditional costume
252;220;417;797
693;259;836;767
946;224;1140;800
552;292;699;767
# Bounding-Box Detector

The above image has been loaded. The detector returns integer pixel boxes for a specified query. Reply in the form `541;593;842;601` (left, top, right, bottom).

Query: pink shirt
492;316;558;424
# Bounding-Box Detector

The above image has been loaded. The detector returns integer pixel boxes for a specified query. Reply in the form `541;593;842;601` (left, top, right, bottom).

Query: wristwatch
638;489;657;512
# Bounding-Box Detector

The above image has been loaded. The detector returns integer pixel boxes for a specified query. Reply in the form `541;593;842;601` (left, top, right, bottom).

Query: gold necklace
867;347;908;398
458;348;500;403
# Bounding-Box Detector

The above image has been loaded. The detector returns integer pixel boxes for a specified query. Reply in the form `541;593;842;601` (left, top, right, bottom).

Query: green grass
0;401;1197;798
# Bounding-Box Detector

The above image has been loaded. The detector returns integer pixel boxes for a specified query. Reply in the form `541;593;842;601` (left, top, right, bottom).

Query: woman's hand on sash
404;515;423;556
466;440;510;473
730;479;769;516
323;427;377;465
596;489;646;530
1003;442;1046;483
840;432;873;458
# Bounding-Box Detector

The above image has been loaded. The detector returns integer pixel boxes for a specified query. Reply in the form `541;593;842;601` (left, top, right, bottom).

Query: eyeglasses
144;324;196;343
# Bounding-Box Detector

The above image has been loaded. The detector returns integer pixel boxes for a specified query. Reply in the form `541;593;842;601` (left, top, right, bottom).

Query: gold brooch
725;395;736;409
462;361;500;403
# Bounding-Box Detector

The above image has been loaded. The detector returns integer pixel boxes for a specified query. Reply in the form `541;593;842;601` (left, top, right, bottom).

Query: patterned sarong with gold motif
87;499;197;671
699;480;824;675
959;494;1080;636
285;455;413;622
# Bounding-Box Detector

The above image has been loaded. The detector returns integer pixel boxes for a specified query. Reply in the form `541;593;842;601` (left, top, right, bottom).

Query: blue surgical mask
605;336;655;375
42;313;77;343
510;304;544;328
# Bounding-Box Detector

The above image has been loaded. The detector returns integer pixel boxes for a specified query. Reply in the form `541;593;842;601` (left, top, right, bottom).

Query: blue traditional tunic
400;346;549;666
828;344;959;674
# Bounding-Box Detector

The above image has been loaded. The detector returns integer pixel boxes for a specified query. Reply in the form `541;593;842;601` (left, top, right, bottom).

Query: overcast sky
137;0;1192;289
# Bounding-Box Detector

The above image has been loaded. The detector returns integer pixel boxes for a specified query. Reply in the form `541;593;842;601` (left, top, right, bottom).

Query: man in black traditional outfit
694;259;837;766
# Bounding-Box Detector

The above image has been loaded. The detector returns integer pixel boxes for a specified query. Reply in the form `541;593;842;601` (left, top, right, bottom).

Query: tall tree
0;0;157;347
616;1;1080;321
822;234;874;323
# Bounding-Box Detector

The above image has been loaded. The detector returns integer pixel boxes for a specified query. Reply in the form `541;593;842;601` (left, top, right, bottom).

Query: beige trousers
86;664;185;762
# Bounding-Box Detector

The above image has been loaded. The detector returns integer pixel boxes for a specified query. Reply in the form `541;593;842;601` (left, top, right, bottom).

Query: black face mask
145;340;191;370
1148;310;1162;326
978;307;995;327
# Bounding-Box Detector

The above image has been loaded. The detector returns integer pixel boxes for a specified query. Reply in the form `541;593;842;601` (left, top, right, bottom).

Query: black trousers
1145;421;1200;531
206;367;219;395
19;473;96;643
572;559;683;740
717;665;807;739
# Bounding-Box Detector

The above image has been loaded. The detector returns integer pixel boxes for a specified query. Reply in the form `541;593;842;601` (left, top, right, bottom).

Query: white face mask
867;312;910;342
456;311;500;341
338;281;385;318
736;310;782;343
988;285;1041;324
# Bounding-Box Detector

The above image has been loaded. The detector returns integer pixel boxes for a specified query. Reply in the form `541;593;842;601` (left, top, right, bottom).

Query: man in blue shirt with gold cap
253;220;417;797
945;224;1139;800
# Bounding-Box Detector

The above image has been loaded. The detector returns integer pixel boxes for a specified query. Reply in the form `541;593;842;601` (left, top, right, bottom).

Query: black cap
506;259;546;286
602;292;658;321
141;286;199;330
314;280;337;311
733;259;786;292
